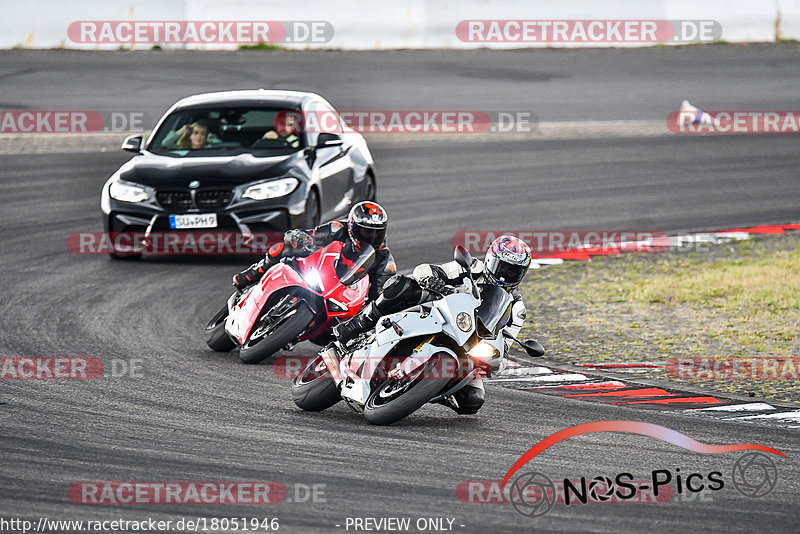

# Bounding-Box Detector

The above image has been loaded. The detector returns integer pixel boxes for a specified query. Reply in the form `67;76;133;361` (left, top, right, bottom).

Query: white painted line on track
728;410;800;423
526;380;627;390
693;402;776;412
710;231;751;241
496;366;553;377
531;258;564;266
490;373;588;383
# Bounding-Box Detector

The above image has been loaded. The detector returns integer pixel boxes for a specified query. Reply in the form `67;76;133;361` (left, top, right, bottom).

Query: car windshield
148;106;306;157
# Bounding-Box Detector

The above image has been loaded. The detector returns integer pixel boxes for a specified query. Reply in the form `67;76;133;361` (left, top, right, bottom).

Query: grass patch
621;250;800;311
517;232;800;403
239;43;286;51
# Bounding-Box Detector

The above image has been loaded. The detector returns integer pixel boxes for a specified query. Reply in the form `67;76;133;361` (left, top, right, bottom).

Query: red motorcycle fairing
234;240;369;345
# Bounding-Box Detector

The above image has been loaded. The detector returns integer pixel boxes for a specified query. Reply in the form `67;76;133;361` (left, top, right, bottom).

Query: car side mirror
121;135;142;153
454;245;473;271
316;132;343;148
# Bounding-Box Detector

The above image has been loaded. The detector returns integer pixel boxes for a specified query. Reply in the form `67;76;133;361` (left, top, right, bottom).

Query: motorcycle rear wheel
239;305;314;364
291;355;341;411
364;354;453;426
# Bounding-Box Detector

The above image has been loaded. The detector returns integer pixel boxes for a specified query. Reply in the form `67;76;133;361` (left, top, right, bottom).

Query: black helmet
348;201;388;249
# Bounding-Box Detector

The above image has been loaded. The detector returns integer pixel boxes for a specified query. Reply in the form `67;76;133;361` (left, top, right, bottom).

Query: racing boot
232;241;289;290
334;301;381;345
334;274;424;344
232;256;274;290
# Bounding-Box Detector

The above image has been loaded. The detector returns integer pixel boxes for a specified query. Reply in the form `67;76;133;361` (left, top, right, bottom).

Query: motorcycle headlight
456;312;473;332
468;341;500;362
305;268;324;292
242;177;299;201
109;180;149;203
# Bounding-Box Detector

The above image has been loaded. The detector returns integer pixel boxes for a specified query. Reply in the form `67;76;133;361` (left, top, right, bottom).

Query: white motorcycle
290;246;545;425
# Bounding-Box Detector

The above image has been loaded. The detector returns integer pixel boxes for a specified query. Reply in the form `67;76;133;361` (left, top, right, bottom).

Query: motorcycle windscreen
475;285;514;339
335;242;376;286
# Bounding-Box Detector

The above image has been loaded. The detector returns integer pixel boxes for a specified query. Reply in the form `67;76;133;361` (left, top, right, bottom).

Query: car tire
304;188;320;228
106;224;144;260
363;172;377;202
109;251;142;260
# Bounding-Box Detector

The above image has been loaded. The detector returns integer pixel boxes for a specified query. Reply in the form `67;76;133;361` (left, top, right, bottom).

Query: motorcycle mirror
454;245;473;271
521;339;546;358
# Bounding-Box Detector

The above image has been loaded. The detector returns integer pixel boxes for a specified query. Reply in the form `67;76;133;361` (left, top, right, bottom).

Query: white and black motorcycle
290;246;545;425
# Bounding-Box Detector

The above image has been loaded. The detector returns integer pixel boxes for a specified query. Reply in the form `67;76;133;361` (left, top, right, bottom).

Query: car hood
118;151;304;188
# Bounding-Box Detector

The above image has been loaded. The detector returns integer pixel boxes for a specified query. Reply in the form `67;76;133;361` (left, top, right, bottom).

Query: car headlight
242;177;299;201
305;268;324;292
109;181;149;203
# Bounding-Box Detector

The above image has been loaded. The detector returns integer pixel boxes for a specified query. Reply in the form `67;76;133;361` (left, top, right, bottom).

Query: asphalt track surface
1;47;800;533
1;44;799;123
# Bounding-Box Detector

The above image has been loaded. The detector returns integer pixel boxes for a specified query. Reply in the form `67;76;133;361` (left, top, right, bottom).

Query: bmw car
100;90;377;258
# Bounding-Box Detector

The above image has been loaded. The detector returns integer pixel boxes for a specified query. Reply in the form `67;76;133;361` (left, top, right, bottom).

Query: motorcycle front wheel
239;305;315;364
363;354;454;426
205;304;236;352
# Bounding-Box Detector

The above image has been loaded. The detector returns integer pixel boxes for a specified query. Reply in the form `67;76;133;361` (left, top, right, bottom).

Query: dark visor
353;225;386;247
486;255;526;285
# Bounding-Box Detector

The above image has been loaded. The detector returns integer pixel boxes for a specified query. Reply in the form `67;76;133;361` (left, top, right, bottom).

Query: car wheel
109;250;142;261
363;173;377;202
107;225;143;260
304;188;320;227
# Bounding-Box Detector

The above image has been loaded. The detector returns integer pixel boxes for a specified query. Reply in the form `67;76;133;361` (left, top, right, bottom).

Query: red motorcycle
205;241;375;364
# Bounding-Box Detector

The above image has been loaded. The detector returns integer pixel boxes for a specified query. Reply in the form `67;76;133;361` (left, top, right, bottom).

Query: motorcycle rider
232;201;396;303
333;235;532;415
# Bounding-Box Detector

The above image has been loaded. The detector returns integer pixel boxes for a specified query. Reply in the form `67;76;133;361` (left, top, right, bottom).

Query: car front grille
195;189;234;210
156;189;233;211
156;191;192;210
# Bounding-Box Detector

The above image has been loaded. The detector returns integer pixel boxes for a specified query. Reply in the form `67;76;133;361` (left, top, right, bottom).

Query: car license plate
169;214;218;229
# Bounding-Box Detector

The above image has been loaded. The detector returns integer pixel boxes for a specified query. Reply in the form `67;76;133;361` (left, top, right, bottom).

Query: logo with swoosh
500;421;785;518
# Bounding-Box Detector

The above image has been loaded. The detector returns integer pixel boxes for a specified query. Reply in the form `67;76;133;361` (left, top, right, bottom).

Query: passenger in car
163;120;212;149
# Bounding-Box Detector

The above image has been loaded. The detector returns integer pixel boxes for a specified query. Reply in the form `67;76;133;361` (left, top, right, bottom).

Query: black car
100;90;377;258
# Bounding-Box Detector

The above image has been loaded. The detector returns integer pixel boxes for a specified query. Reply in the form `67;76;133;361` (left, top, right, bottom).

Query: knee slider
454;385;485;415
380;275;405;299
373;275;422;316
381;275;415;299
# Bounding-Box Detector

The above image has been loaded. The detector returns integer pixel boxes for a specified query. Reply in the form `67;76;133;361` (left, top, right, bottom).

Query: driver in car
232;201;397;304
261;112;301;148
333;235;532;415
